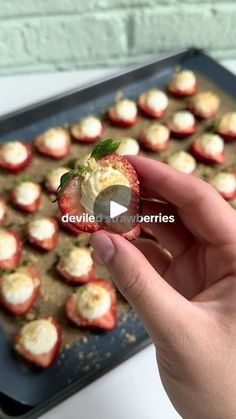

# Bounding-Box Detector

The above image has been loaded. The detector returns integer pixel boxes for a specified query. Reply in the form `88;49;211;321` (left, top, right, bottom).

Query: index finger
128;155;236;245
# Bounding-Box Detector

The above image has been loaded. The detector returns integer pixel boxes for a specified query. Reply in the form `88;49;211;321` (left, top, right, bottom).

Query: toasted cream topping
41;128;68;151
219;112;236;133
170;70;196;91
29;218;55;241
145;123;169;145
114;99;137;121
46;167;69;192
167;151;196;174
0;200;6;221
198;133;224;156
76;283;111;320
19;319;58;355
15;182;40;206
1;272;34;305
1;142;27;165
64;247;93;277
77;116;102;138
191;92;219;115
81;163;130;213
116;138;140;156
211;172;236;194
141;89;168;112
171;111;195;130
0;230;17;260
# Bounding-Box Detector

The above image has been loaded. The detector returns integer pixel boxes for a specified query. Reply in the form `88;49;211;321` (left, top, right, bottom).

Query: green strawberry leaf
90;139;120;160
56;165;91;199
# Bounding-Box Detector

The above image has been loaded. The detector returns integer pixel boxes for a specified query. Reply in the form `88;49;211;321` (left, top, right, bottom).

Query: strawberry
15;317;61;368
107;99;138;127
0;228;22;270
26;216;59;251
65;279;117;330
57;246;94;284
10;181;41;213
0;142;32;173
57;139;140;240
0;263;40;315
190;140;225;165
70;116;104;144
34;127;71;159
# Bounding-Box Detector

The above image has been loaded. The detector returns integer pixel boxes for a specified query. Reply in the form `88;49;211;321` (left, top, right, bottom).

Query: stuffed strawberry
0;228;22;270
26;216;59;251
0;141;32;173
66;279;117;330
57;246;94;284
15;317;61;368
57;139;140;240
0;263;40;315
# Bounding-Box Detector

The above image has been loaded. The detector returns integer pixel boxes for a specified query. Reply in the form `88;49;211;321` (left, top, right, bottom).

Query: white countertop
1;58;235;419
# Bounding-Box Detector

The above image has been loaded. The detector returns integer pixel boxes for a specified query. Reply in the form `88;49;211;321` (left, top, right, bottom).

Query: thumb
91;231;191;344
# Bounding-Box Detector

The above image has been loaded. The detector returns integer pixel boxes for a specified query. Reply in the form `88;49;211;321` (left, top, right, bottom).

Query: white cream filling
20;319;58;355
15;182;40;206
29;218;55;241
0;230;17;260
0;201;6;220
143;89;168;112
116;138;140;156
114;99;137;121
171;70;196;91
211;172;236;194
76;284;111;320
79;116;102;138
1;272;34;305
192;92;219;114
167;151;196;174
41;128;67;151
64;247;93;277
81;164;130;214
46;167;69;192
1;142;27;165
145;123;169;145
219;112;236;133
171;111;195;130
199;134;224;156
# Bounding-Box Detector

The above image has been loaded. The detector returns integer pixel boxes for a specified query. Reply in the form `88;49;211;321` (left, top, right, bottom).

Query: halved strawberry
108;99;138;128
57;246;94;284
217;113;236;142
15;317;61;368
70;116;104;144
0;229;22;270
0;197;7;225
58;140;140;240
0;142;32;173
138;90;168;119
26;216;59;251
167;111;196;138
34;128;71;159
10;181;41;213
168;84;197;98
138;101;165;119
0;263;40;315
140;123;170;152
190;140;225;165
210;172;236;201
66;279;117;330
188;92;220;120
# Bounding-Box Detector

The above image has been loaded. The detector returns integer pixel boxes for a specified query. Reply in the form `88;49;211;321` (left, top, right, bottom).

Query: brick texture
0;1;235;74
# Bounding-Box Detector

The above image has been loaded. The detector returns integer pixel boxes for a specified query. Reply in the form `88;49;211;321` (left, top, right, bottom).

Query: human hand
91;156;236;419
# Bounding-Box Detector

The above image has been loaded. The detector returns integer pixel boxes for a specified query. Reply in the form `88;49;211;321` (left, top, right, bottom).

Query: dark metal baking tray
1;47;236;419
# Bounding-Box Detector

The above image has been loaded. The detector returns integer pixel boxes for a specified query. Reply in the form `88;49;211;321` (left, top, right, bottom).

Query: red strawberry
66;279;117;330
0;263;40;315
26;216;59;251
15;317;61;368
0;229;22;270
10;181;41;213
167;112;196;138
58;140;140;240
108;99;138;127
70;117;104;144
190;140;225;165
57;246;95;284
168;83;197;98
34;128;71;159
0;142;32;173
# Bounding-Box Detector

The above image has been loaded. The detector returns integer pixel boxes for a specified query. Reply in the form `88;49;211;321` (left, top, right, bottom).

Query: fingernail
91;232;115;264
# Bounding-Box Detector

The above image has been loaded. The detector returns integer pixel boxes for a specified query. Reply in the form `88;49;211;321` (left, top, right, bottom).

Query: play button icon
93;184;139;235
110;201;127;219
